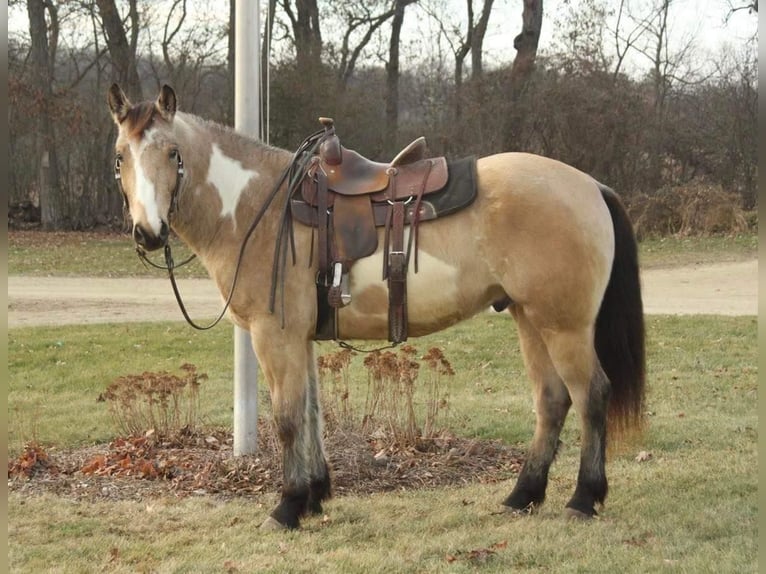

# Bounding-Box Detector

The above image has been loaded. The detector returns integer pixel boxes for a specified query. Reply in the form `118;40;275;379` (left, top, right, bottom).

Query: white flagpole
233;0;261;456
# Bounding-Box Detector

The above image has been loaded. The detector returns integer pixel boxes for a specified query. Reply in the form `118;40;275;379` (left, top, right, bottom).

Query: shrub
627;182;751;239
318;345;454;450
99;363;207;439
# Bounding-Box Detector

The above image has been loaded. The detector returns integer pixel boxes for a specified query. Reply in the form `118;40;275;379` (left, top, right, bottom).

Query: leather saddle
290;118;474;343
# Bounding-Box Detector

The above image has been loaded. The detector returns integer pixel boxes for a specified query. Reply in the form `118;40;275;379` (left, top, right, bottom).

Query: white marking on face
207;143;260;225
129;129;163;235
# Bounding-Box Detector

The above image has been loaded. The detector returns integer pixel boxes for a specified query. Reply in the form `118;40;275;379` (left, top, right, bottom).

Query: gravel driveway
7;260;757;328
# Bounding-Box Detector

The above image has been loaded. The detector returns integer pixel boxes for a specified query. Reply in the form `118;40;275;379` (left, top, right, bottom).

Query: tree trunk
283;0;322;72
384;0;409;156
28;0;66;230
96;0;143;100
510;0;543;93
504;0;543;150
470;0;495;81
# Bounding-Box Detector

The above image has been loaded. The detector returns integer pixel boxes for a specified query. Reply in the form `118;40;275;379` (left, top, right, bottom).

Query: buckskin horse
106;84;645;530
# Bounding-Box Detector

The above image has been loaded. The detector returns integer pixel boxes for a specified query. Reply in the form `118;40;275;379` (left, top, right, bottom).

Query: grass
8;230;757;277
7;230;207;278
8;314;758;573
637;233;757;268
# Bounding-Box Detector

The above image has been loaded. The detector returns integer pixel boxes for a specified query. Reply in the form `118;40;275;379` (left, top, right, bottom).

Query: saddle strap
387;200;408;343
317;171;330;281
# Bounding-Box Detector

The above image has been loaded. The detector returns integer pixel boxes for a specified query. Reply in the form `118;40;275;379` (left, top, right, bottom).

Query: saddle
290;118;475;343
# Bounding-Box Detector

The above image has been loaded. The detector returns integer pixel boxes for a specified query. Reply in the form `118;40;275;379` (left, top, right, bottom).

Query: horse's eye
169;149;179;160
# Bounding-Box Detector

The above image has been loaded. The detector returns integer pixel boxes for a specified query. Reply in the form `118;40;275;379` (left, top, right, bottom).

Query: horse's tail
594;183;646;438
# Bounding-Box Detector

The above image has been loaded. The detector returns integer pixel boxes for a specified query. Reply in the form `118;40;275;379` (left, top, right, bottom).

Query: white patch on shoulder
207;143;259;225
131;129;163;235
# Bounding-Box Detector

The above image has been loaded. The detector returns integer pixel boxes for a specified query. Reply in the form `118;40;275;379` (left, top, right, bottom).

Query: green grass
8;230;757;277
8;314;758;573
8;230;207;278
638;233;757;269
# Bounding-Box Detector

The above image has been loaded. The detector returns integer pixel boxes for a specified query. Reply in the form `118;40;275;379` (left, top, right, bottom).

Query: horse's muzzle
133;221;169;251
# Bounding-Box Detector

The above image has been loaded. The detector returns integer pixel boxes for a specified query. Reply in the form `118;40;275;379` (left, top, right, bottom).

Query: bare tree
281;0;322;71
161;0;187;76
426;0;495;128
95;0;142;100
384;0;417;154
469;0;494;81
510;0;543;94
726;0;758;17
27;0;66;229
336;0;400;90
503;0;543;151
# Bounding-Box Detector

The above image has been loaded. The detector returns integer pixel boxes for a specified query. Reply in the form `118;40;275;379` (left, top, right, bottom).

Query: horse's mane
177;111;289;161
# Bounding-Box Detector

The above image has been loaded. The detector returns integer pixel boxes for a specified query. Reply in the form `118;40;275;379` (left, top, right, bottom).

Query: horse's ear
156;84;177;121
107;83;132;124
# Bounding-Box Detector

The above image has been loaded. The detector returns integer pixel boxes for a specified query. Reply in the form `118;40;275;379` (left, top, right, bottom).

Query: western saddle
290;118;452;343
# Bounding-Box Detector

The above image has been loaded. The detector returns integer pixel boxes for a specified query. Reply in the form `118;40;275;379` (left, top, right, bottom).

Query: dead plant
318;345;455;451
99;363;207;439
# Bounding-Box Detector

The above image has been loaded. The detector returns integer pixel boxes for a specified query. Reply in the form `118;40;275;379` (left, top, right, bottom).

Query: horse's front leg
305;342;332;514
249;324;329;530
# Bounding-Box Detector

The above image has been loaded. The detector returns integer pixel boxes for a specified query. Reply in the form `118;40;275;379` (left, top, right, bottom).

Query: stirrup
328;261;351;307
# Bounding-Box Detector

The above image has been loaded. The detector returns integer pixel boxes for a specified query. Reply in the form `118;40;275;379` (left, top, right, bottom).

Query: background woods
8;0;758;232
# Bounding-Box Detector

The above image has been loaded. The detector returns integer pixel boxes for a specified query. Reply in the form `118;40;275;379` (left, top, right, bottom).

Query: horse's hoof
563;507;595;521
259;516;288;531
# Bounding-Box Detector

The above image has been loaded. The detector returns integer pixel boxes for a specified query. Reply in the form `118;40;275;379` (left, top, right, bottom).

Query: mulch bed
8;422;524;503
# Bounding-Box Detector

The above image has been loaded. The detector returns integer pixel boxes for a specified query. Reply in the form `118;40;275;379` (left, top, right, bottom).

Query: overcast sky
453;0;757;74
9;0;758;78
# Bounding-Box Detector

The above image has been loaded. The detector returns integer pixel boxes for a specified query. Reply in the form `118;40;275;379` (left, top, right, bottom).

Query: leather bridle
113;130;325;331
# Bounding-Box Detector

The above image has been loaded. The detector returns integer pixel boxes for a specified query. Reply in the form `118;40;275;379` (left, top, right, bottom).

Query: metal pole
233;0;260;456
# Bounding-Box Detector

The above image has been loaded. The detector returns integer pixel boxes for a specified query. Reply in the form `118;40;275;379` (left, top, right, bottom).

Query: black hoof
270;487;310;529
307;473;333;515
564;497;598;520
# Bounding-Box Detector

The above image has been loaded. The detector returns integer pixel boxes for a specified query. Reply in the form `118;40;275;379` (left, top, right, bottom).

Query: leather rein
114;129;325;331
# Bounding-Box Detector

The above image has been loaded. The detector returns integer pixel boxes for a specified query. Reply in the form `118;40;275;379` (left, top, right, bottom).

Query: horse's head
107;83;183;251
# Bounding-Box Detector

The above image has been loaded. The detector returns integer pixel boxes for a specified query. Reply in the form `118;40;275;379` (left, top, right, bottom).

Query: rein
118;129;326;331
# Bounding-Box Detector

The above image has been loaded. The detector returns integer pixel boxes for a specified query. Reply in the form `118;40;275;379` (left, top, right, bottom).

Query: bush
627;182;751;239
99;364;207;439
318;345;454;450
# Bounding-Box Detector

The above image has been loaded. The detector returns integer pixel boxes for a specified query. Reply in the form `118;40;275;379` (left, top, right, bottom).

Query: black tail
594;184;646;434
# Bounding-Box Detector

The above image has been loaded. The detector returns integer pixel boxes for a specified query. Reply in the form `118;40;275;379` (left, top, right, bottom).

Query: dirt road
7;260;757;328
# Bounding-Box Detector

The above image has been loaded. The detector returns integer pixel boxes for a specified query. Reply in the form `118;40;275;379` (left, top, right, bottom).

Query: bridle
113;130;326;331
114;150;185;221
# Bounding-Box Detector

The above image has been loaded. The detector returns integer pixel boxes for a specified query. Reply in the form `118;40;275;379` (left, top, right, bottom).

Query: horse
106;83;645;530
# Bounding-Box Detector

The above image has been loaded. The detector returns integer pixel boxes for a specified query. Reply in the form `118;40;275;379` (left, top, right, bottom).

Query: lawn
7;230;758;572
7;314;758;573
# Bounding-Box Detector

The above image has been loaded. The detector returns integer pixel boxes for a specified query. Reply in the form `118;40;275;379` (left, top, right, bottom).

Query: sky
8;0;758;79
447;0;758;75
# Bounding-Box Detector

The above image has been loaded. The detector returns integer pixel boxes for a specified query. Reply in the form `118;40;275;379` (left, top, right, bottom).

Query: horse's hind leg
542;327;610;518
504;307;572;513
305;343;332;514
